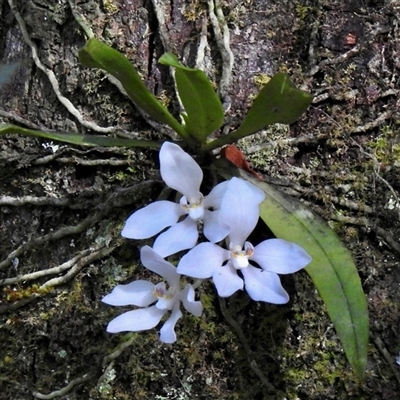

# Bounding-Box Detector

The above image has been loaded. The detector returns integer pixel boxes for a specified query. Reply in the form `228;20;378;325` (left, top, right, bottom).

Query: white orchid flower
121;142;230;257
102;246;203;344
177;177;312;303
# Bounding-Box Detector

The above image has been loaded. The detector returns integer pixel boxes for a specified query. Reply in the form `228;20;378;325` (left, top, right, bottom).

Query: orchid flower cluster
102;142;312;343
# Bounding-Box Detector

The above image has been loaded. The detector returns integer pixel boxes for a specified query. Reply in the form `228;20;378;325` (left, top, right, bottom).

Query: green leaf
159;53;224;144
78;39;188;140
203;73;313;151
259;185;368;379
237;72;313;135
0;124;160;148
216;160;369;380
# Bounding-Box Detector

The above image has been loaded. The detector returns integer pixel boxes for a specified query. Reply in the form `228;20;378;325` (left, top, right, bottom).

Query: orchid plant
0;38;368;378
104;143;312;341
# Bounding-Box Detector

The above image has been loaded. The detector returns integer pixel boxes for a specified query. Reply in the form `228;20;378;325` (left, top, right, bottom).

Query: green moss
102;0;119;14
181;1;205;22
295;4;312;22
3;283;53;302
156;90;172;108
253;73;271;89
285;366;309;382
108;167;137;183
367;125;400;166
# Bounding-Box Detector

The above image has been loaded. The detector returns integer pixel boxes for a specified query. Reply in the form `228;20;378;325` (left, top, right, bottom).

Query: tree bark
1;0;400;398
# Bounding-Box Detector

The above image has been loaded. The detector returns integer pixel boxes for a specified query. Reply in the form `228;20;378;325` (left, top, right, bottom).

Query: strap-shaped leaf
203;73;313;151
217;160;369;380
159;53;224;144
78;39;188;140
258;181;368;379
0;124;160;148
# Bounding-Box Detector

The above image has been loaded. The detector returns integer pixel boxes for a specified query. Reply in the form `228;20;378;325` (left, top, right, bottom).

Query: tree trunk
1;0;400;398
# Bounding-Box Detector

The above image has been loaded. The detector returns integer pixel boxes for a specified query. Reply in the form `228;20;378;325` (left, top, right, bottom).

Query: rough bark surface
1;0;400;399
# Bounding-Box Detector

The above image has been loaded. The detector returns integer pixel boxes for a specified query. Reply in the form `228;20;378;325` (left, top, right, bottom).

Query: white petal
121;201;183;239
177;242;229;279
153;217;198;258
243;180;265;204
160;142;203;202
102;280;155;307
220;177;265;246
251;239;312;274
140;246;180;287
242;266;289;304
203;210;230;243
159;302;183;343
106;305;165;333
212;263;243;297
180;284;203;317
204;180;229;209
